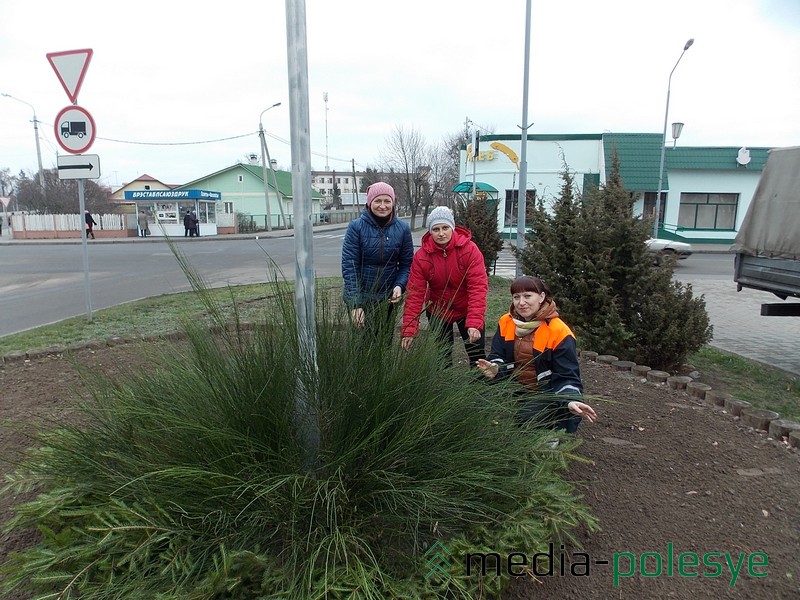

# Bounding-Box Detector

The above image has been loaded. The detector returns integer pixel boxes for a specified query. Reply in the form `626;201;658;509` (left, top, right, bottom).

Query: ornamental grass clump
2;267;596;599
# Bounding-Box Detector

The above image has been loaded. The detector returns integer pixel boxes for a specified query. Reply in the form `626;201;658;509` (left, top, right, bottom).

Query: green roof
602;133;772;192
180;163;323;199
602;133;665;191
453;181;498;193
665;146;770;171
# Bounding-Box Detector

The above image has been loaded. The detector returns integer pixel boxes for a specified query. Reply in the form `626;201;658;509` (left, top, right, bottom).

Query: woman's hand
401;337;414;351
476;358;499;379
350;308;365;328
467;327;481;343
389;286;403;304
567;401;597;423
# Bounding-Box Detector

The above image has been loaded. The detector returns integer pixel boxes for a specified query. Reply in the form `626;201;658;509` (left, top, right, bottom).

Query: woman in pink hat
341;181;414;335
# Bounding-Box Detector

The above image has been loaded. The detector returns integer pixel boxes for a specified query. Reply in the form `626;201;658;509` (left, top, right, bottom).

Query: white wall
460;137;605;229
666;170;762;240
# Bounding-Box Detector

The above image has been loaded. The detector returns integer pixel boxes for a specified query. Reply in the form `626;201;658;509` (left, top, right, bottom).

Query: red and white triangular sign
46;48;93;104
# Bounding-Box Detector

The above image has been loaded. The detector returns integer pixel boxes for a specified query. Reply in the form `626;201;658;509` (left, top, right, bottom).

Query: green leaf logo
423;540;453;580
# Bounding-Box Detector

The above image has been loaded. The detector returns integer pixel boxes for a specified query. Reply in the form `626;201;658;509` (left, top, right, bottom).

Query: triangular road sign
46;48;93;104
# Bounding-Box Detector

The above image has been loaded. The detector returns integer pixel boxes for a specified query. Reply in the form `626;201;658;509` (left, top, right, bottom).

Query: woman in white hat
400;206;488;366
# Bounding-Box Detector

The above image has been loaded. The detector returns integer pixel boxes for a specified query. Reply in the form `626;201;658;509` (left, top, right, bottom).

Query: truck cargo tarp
732;146;800;259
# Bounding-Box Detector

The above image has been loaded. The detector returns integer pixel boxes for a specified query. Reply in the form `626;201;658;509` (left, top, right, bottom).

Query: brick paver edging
579;349;800;450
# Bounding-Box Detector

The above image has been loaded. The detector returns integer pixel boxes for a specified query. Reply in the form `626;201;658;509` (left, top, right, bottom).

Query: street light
259;102;281;231
1;92;46;202
653;38;694;238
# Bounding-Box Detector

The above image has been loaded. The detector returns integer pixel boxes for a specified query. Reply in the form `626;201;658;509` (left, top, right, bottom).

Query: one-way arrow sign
57;154;101;180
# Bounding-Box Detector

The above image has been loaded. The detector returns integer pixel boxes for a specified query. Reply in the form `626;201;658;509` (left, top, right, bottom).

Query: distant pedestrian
84;210;97;239
189;210;199;237
183;210;192;237
137;210;150;237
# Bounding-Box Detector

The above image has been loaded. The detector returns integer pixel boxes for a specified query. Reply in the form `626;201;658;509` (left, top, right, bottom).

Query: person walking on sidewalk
341;181;413;335
137;210;150;237
84;210;97;239
400;206;488;367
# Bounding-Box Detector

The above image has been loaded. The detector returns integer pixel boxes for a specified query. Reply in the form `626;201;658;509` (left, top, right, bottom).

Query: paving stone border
580;349;800;451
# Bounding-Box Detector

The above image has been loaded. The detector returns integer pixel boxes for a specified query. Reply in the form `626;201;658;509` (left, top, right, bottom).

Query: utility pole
323;91;330;171
1;93;46;203
259;102;281;232
352;159;358;207
515;0;533;277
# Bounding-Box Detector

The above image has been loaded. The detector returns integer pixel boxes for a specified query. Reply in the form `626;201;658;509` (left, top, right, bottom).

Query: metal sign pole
77;179;93;321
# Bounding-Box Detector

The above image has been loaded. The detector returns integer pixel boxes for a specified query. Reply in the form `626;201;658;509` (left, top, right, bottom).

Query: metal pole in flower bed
286;0;320;467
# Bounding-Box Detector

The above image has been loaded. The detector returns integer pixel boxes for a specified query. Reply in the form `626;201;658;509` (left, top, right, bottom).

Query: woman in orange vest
477;276;596;432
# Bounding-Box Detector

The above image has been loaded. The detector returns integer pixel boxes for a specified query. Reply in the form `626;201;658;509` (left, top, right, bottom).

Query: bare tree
14;168;114;213
379;125;428;228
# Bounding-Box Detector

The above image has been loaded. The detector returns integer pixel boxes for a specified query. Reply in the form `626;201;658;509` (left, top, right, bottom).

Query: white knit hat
428;206;455;233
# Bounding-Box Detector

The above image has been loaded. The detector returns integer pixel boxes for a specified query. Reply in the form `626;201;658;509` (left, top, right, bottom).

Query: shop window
678;192;738;230
504;189;535;230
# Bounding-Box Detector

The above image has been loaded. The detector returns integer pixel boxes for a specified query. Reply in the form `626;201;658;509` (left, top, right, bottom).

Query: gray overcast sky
1;0;798;189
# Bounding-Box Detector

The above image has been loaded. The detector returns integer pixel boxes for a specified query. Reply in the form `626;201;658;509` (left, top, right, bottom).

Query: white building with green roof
459;133;773;243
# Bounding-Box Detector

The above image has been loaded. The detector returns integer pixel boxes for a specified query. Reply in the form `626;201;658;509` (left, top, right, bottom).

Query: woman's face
430;223;453;248
512;290;546;319
369;195;394;218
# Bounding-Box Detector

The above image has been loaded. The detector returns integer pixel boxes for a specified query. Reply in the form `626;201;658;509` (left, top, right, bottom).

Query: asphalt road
0;233;349;337
1;234;735;339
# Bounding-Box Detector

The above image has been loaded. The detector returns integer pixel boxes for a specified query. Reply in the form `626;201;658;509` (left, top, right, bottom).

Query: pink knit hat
366;182;395;207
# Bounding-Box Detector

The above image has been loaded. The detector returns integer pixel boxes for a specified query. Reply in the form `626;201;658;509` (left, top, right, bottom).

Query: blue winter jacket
341;209;414;308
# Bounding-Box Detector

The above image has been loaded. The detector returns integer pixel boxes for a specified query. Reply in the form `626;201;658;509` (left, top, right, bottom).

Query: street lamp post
1;92;46;201
259;102;281;231
653;38;694;238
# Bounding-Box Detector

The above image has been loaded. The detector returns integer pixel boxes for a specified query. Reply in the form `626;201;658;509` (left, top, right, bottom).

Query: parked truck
732;146;800;316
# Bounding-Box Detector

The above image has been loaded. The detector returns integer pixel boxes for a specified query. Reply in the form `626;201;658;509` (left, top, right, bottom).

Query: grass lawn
1;275;797;420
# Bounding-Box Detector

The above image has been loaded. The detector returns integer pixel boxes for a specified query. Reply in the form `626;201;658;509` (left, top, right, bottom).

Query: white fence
10;213;128;232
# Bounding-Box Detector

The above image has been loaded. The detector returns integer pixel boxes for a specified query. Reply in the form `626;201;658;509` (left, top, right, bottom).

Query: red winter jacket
401;226;488;338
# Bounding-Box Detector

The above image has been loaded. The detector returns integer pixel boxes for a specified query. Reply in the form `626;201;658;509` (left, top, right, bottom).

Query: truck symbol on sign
60;121;86;139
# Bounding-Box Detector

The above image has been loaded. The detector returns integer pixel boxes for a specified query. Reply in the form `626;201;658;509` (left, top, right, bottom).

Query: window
504;189;535;230
678;192;738;230
336;178;341;184
224;202;234;214
144;185;151;190
344;178;349;184
238;175;244;183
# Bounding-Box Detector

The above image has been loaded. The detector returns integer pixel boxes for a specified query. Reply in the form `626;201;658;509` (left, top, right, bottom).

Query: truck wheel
77;133;84;139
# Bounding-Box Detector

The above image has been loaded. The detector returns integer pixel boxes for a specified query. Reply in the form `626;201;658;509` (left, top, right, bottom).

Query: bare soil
1;343;799;599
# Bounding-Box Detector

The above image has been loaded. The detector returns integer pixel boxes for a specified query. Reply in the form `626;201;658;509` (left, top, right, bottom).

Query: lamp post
653;38;694;238
671;122;684;147
259;102;281;231
1;92;46;201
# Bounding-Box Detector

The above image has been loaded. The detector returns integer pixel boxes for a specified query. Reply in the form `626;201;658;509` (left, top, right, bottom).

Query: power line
39;120;372;170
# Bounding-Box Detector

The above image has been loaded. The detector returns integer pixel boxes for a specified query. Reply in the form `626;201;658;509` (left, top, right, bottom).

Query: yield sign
46;48;93;104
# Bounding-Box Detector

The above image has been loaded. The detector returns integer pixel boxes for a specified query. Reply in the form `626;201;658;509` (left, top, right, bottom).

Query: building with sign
460;133;773;243
124;189;221;237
